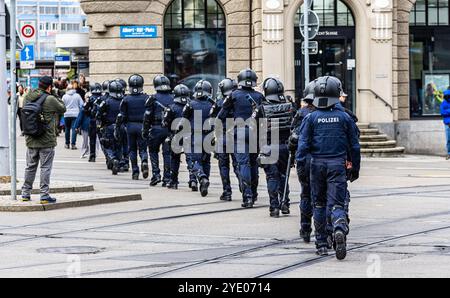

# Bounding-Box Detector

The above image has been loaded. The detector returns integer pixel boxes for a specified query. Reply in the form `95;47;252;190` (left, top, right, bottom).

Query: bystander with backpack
20;76;66;204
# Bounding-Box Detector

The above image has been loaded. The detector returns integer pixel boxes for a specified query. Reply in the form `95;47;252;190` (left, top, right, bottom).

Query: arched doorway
294;0;356;111
409;0;450;117
164;0;226;91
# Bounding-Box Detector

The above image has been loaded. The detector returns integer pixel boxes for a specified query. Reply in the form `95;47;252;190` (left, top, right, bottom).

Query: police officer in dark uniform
98;80;126;175
210;78;240;201
218;69;264;208
289;80;316;243
115;74;149;180
297;76;361;260
183;80;214;197
114;78;130;172
253;78;294;217
84;83;103;163
142;75;174;187
162;84;190;189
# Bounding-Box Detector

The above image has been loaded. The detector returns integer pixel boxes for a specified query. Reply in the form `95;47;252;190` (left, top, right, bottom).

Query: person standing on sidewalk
62;84;84;150
21;76;66;204
440;89;450;160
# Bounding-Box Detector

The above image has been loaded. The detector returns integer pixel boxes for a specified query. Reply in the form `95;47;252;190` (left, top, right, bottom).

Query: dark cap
39;76;54;89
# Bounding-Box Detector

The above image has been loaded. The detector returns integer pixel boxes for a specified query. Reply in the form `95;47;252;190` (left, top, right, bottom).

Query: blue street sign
120;26;158;38
20;45;34;62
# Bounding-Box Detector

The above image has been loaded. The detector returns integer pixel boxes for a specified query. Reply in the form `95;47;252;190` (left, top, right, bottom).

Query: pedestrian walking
74;104;91;159
62;84;84;150
440;89;450;160
20;76;66;204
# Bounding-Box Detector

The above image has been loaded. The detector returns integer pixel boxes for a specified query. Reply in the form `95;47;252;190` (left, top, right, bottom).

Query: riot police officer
142;75;174;187
217;68;264;208
85;83;103;163
162;84;191;189
116;74;149;180
253;78;294;217
289;80;316;242
98;81;126;175
182;80;214;197
297;76;361;260
210;78;240;201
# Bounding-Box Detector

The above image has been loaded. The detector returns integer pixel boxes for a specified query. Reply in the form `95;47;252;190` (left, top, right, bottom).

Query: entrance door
295;36;356;111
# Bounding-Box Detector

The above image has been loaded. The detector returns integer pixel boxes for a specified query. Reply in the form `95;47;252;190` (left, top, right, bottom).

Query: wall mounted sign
120;26;158;38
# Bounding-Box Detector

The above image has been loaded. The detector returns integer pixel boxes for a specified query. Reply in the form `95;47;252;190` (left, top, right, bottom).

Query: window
164;0;225;29
40;6;58;15
295;0;354;27
39;41;56;60
61;23;81;32
164;0;226;90
410;0;450;26
61;6;80;15
17;5;37;15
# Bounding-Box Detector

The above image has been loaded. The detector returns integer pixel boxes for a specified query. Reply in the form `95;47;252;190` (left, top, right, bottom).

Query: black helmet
90;83;102;95
115;78;127;89
173;84;190;104
263;77;285;103
102;80;110;92
313;76;342;109
303;80;316;104
193;80;213;99
237;68;258;88
153;75;171;92
109;81;125;100
128;74;144;94
218;78;237;97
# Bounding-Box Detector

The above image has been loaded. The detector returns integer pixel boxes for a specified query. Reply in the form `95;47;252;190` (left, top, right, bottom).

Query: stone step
360;140;397;149
357;123;370;129
359;134;389;142
361;147;405;157
359;128;380;135
0;182;94;196
0;192;142;212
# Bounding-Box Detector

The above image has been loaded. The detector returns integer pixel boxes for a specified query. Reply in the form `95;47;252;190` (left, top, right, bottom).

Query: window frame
296;0;355;28
165;0;225;30
410;0;450;26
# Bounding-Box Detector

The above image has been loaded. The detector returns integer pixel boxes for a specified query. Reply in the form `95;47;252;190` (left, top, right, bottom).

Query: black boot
281;203;290;215
189;181;198;192
167;181;178;189
112;160;119;175
316;247;328;256
299;229;311;243
200;178;209;197
150;175;161;186
220;192;232;201
89;157;96;163
141;161;149;179
334;229;347;261
241;198;254;208
270;208;280;218
132;172;139;180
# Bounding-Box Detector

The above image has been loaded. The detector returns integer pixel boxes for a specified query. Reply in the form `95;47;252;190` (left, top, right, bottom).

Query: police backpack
21;93;49;137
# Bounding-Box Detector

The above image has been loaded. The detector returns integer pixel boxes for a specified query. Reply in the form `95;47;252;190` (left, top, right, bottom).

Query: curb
0;185;95;196
0;194;142;212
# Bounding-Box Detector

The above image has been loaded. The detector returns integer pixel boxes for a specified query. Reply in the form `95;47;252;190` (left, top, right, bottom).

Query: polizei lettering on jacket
318;117;340;124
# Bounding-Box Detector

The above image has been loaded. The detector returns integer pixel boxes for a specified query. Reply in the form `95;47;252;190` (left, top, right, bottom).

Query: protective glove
288;133;299;152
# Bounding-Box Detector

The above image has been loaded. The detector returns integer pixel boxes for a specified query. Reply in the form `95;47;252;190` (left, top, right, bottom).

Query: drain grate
37;246;104;255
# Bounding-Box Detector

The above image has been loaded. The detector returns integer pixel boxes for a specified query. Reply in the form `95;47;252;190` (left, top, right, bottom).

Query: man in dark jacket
21;76;66;204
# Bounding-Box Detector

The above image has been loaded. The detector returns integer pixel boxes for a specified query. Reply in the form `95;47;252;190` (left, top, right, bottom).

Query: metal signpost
0;0;9;181
9;0;17;200
300;0;320;86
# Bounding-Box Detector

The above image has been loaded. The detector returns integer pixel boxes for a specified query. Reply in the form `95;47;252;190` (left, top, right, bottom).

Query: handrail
358;89;394;112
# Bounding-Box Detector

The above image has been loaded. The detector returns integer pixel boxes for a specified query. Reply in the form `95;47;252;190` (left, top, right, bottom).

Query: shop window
164;0;226;91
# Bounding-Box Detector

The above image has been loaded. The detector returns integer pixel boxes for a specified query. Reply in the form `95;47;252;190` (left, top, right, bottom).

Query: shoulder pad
145;95;156;107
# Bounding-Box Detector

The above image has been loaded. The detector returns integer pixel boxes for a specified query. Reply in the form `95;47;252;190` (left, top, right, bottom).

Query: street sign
120;26;158;38
300;10;320;40
301;41;319;55
20;44;35;69
55;55;71;67
19;20;37;44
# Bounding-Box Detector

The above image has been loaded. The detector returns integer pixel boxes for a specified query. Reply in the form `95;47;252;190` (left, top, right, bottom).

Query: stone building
80;0;450;155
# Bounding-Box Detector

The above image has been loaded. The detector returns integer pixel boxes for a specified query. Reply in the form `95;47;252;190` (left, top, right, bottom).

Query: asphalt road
0;135;449;278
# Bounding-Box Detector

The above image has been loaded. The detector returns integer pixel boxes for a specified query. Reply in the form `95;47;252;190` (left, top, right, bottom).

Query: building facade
81;0;450;155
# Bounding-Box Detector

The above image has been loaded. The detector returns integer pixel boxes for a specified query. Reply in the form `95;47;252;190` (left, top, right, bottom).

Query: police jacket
183;97;213;134
217;88;264;121
291;105;315;134
146;92;174;125
120;93;149;123
102;96;122;126
297;107;361;171
163;102;186;133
